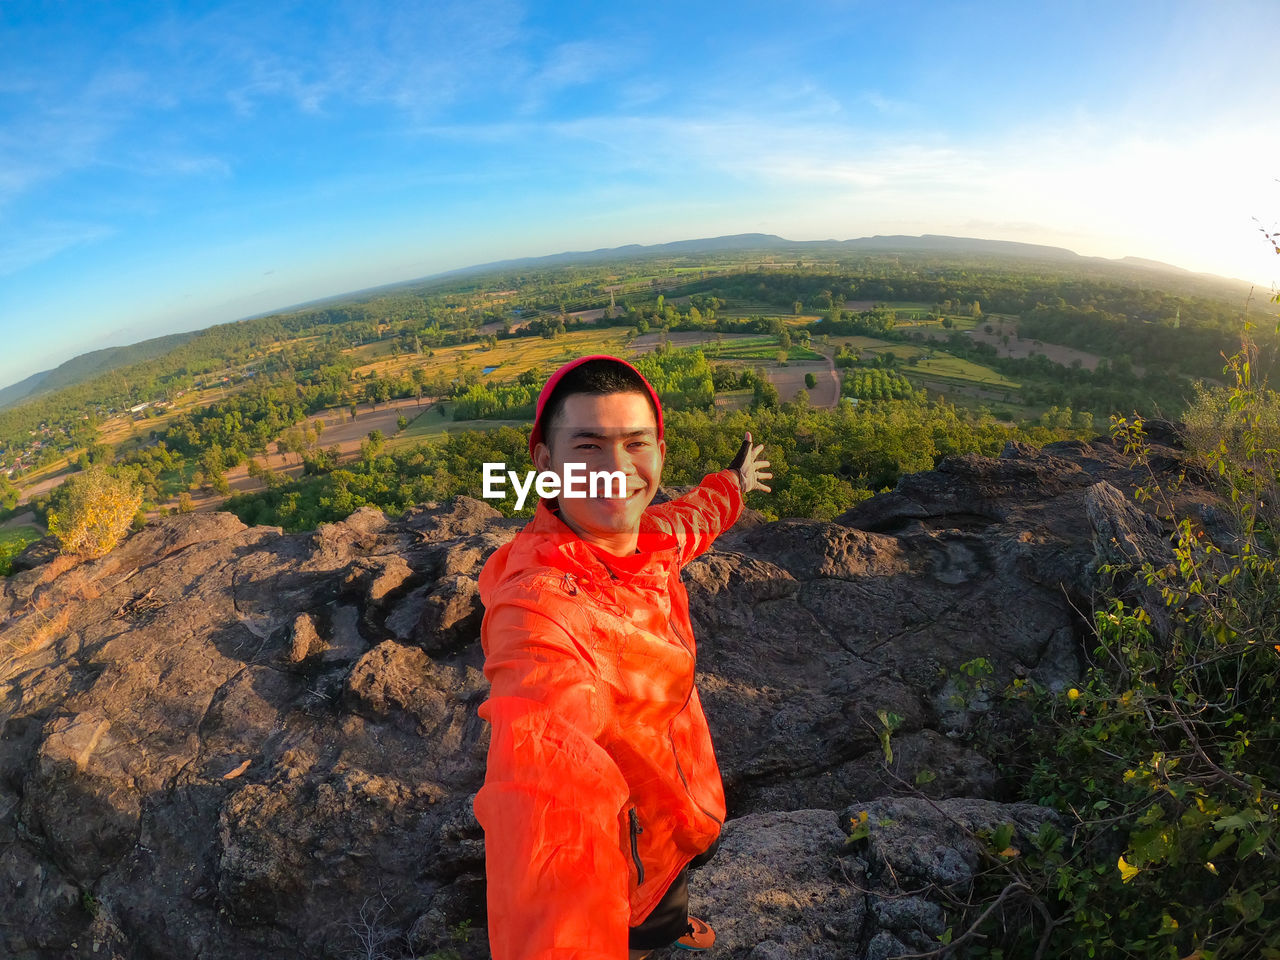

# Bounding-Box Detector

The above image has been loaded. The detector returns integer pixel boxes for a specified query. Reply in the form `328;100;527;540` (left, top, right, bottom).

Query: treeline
450;351;719;422
1015;301;1267;379
7;257;1267;475
224;394;1089;531
909;330;1198;418
701;269;1254;332
162;380;325;462
844;368;916;402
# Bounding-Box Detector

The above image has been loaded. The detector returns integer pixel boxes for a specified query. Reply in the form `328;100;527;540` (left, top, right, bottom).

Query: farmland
3;246;1266;536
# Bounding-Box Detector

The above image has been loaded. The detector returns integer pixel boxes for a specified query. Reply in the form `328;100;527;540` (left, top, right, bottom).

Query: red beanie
528;354;664;456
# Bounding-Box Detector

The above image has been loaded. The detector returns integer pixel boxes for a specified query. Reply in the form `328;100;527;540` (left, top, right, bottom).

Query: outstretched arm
727;431;772;494
647;431;771;564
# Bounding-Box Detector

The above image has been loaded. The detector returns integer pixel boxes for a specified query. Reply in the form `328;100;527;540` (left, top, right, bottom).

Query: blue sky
2;0;1278;391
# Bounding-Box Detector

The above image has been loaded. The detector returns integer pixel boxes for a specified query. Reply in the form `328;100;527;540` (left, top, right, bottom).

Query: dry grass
75;578;102;601
3;606;72;660
39;551;83;584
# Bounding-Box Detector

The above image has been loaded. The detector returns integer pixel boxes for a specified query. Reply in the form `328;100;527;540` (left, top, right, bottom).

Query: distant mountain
2;233;1260;403
0;331;198;408
427;232;1222;283
434;233;1081;274
0;369;52;409
232;233;1257;317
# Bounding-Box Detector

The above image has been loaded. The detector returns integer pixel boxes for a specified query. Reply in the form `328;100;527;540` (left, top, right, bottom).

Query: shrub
953;323;1280;958
47;467;143;559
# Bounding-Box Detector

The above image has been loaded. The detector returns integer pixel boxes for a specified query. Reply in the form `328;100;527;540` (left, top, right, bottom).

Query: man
473;355;771;959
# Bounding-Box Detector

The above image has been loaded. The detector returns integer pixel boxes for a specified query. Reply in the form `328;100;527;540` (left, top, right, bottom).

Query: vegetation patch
0;525;44;576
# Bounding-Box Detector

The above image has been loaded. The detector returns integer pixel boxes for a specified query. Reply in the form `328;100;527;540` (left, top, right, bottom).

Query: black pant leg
627;835;720;950
628;868;690;950
688;833;720;869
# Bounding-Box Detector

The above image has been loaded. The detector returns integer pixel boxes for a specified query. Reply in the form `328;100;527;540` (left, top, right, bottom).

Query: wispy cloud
0;221;115;277
175;0;529;117
0;0;530;221
518;40;623;113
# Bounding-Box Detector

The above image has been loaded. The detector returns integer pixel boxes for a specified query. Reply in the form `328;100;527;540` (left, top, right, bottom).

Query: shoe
673;915;716;951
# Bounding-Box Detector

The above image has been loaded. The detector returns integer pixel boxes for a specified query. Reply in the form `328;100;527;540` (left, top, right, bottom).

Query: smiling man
474;355;771;959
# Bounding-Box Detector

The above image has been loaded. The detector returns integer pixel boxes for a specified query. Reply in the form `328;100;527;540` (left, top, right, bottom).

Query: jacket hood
527;354;664;456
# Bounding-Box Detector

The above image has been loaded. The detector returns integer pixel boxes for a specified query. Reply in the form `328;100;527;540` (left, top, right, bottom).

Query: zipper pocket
669;722;725;828
628;807;646;884
667;622;723;828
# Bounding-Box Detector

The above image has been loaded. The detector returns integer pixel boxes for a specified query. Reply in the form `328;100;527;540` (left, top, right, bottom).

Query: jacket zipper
668;619;724;828
628;807;645;884
668;721;725;828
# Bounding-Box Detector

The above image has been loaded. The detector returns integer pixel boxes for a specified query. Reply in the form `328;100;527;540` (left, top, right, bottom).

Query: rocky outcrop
0;430;1203;959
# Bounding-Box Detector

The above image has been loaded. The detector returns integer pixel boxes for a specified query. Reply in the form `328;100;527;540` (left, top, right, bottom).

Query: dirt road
15;468;75;507
176;396;434;514
1;510;41;532
765;356;840;409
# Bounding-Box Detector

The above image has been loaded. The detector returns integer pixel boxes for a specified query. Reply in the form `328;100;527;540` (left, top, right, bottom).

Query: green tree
0;475;19;511
47;466;143;559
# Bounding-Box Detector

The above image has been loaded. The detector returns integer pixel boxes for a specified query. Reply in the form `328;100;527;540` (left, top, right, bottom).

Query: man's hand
728;431;772;493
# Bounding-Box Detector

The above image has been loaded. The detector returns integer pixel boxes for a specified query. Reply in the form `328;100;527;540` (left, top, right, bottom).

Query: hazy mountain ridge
0;370;53;410
432;233;1089;277
0;331;199;410
3;233;1262;401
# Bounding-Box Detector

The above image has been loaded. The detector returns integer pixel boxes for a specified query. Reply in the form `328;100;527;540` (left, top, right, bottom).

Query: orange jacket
473;470;745;959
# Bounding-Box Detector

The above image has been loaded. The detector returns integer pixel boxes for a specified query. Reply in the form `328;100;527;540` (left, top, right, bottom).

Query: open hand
728;431;772;494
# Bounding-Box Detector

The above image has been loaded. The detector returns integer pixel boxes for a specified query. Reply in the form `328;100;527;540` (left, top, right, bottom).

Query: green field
916;386;1042;423
704;336;824;362
351;327;634;380
906;353;1021;389
875;301;933;319
388;404;525;451
830;336;1015;386
717;300;797;319
1;525;44;576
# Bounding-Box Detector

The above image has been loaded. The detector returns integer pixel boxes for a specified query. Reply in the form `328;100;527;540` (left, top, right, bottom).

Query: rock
841;797;1061;893
870;894;946;946
288;613;320;663
746;941;791;960
344;554;415;605
320;604;367;664
1086;480;1170;568
0;433;1210;959
688;810;866;958
825;730;998;802
9;536;59;573
344;641;485;742
383;575;483;654
401;496;505;542
864;931;913;960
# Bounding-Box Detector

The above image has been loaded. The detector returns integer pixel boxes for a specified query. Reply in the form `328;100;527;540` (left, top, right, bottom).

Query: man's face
533;391;665;546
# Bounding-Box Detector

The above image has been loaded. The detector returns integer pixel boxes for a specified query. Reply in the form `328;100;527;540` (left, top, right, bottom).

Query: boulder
0;433;1207;958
